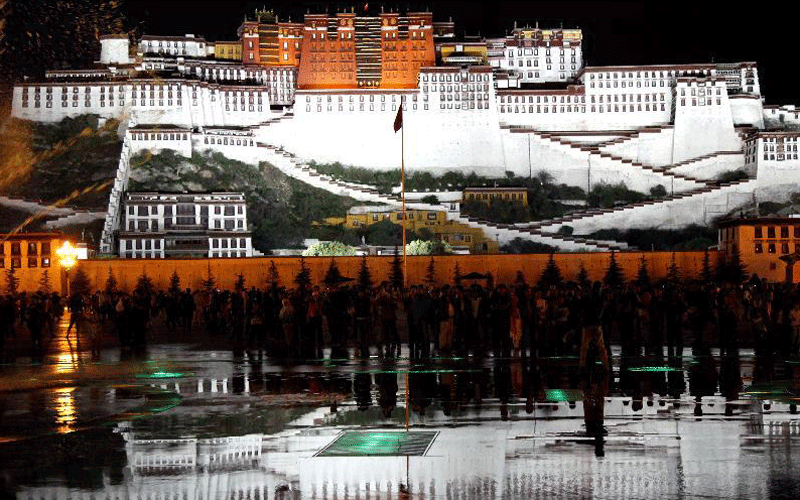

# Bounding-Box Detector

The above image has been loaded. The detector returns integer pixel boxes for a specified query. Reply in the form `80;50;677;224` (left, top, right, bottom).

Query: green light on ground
544;389;583;402
627;366;681;372
317;431;437;457
135;371;183;379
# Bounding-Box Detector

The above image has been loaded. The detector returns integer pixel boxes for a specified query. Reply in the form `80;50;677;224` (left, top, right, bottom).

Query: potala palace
10;8;800;255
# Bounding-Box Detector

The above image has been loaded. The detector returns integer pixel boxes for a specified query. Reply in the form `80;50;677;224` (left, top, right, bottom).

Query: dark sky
123;1;796;104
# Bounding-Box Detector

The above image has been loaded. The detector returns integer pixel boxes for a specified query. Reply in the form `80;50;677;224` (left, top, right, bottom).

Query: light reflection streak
53;387;76;433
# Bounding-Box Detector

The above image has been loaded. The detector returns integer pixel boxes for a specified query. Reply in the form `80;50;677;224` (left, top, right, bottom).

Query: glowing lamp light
56;241;78;270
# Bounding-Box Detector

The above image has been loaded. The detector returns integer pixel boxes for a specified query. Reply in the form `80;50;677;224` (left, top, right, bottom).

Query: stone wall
75;251;718;292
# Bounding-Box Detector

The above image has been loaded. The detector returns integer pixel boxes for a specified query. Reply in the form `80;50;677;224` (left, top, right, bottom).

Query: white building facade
118;192;253;259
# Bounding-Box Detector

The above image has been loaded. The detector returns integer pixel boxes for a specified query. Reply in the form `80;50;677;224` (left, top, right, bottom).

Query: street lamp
56;241;78;298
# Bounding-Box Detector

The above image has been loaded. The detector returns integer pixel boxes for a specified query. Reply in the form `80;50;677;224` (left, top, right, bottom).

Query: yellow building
344;206;499;254
718;216;800;282
463;187;529;207
214;41;242;61
438;42;489;66
0;233;66;293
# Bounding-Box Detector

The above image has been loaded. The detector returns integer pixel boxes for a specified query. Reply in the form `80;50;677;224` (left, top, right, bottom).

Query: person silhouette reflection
580;322;610;437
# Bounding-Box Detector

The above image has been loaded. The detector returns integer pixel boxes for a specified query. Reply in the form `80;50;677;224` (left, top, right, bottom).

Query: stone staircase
528;129;709;188
527;177;757;235
44;211;106;229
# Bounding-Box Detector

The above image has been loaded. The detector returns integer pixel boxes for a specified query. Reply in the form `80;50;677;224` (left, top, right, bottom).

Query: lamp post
56;241;78;298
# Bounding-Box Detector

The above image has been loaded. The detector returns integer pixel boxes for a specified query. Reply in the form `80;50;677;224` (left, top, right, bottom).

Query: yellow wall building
463;187;529;207
214;41;242;61
718;216;800;282
0;233;66;294
344;206;499;254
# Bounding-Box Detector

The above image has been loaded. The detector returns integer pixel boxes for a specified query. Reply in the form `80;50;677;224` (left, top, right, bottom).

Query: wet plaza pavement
2;315;800;499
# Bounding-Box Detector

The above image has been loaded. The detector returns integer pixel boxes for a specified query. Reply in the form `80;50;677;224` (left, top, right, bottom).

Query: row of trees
9;246;747;298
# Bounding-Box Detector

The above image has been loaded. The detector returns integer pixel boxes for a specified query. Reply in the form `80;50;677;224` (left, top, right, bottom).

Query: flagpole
401;95;407;288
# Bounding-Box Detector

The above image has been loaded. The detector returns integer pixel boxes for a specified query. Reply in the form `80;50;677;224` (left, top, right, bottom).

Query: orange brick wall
72;251;721;293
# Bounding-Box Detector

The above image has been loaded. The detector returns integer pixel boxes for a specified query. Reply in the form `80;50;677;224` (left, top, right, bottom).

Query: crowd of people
3;273;800;364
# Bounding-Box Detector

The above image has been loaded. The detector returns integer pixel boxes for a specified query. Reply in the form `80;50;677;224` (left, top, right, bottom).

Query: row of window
127;217;244;231
0;257;50;268
499;103;666;114
122;239;162;251
755;242;800;254
420;73;491;83
204;137;255;146
131;133;189;141
754;226;800;239
210;238;248;249
426;84;492;94
308;102;491;112
764;154;800;161
0;242;51;255
590;79;668;89
128;204;244;216
508;48;577;57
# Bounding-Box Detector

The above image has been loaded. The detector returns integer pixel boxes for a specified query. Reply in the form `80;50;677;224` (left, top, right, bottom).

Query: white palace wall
672;78;740;163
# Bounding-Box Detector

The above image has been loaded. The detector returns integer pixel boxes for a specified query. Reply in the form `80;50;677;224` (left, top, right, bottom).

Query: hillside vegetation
0;115;122;209
128;150;361;252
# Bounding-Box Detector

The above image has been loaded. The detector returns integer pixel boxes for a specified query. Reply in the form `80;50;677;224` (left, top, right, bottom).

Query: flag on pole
363;3;369;13
393;103;403;133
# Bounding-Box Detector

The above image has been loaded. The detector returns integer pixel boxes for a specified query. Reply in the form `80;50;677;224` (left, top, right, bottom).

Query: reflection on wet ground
2;319;800;498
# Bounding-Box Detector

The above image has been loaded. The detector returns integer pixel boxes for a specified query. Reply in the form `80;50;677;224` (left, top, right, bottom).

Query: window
768;226;776;238
782;243;790;254
42;257;50;268
782;226;790;238
28;257;37;268
27;243;37;255
755;226;763;238
768;243;777;254
755;243;763;254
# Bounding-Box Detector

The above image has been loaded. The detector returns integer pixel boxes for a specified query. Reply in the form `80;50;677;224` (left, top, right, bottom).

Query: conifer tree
424;257;436;284
515;270;527;287
701;248;713;283
389;246;403;289
538;254;563;289
576;261;591;289
294;256;311;289
715;252;729;283
5;267;18;296
453;261;462;286
324;258;342;286
105;267;118;294
358;255;374;289
135;271;154;296
168;270;181;294
603;251;625;288
666;252;681;283
636;256;650;286
268;260;280;286
202;264;216;292
235;273;246;292
39;269;52;294
728;244;747;284
70;267;91;296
